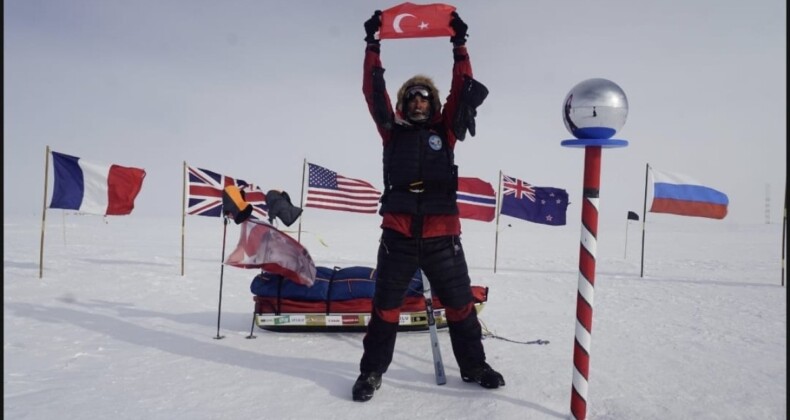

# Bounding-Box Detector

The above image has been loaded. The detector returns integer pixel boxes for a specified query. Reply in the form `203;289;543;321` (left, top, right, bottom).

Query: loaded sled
250;266;489;332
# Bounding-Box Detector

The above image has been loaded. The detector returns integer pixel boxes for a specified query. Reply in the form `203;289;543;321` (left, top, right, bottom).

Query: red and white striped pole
561;78;629;420
570;146;602;419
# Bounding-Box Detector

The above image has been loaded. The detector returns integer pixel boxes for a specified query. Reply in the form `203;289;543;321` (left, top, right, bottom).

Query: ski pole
420;268;446;385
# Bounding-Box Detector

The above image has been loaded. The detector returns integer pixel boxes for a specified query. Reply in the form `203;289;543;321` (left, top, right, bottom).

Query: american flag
305;163;381;214
186;166;267;220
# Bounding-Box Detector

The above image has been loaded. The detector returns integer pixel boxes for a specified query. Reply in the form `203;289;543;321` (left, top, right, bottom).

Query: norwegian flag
457;177;496;222
186;166;267;220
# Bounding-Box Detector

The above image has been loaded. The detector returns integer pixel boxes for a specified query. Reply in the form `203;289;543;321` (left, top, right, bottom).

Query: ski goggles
405;86;432;100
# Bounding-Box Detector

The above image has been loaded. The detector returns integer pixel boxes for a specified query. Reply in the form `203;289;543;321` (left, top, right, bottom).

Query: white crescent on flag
392;13;415;33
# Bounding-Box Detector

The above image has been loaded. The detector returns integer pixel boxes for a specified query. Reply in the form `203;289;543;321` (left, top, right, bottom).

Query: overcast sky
4;0;786;225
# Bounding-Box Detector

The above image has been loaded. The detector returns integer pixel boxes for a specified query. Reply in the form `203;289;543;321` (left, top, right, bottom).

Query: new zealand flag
500;174;568;226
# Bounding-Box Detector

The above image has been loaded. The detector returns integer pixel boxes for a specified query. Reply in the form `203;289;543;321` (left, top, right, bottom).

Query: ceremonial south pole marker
561;78;629;420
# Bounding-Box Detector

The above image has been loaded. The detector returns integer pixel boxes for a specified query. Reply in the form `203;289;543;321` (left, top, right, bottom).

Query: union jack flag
502;175;536;201
186;165;268;220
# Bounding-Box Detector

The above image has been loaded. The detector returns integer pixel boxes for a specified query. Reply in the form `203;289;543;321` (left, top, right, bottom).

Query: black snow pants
359;228;486;374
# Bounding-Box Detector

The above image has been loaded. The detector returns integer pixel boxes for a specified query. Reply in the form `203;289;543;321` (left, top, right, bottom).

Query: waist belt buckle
408;181;425;193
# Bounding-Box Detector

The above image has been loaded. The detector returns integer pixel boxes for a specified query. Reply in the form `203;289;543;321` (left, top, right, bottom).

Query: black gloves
449;11;468;46
364;10;382;44
265;190;303;227
453;75;489;141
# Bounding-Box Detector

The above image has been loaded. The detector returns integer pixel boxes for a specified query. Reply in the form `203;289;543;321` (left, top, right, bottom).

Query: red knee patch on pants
375;307;401;323
445;303;473;322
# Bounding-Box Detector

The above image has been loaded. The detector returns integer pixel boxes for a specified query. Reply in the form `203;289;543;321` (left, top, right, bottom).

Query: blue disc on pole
561;138;629;148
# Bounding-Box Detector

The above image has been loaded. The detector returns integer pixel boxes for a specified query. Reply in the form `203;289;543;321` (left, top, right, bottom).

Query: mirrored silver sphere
562;78;628;139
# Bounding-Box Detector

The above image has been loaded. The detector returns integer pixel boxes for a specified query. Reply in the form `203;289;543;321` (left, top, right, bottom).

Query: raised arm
362;11;393;142
442;12;473;139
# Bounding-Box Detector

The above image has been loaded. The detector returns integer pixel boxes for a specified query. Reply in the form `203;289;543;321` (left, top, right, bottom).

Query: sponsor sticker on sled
324;316;343;326
257;315;274;326
273;315;306;325
306;315;326;326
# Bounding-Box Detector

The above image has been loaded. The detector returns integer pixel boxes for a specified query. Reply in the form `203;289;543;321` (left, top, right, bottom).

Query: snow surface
4;212;787;419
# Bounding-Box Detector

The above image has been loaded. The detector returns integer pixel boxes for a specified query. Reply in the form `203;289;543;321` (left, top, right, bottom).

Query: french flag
457;177;496;222
649;168;728;219
49;151;146;216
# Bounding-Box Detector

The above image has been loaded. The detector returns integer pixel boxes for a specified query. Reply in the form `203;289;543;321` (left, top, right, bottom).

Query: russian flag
649;168;728;219
49;151;146;216
457;177;496;222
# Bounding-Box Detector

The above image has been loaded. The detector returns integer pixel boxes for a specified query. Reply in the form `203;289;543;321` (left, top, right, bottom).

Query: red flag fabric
457;177;496;222
379;2;456;40
225;219;317;287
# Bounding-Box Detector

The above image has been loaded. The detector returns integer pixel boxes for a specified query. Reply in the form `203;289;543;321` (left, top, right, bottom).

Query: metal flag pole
493;170;503;273
624;215;629;259
640;163;650;278
39;145;51;279
297;158;307;243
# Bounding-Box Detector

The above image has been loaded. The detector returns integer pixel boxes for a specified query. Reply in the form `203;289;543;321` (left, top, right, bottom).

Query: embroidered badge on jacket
428;135;442;151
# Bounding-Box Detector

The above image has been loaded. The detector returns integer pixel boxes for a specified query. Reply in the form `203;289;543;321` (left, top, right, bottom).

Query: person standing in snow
352;9;503;402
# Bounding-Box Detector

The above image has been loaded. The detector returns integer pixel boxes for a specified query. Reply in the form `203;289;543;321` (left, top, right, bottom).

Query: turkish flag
379;2;456;40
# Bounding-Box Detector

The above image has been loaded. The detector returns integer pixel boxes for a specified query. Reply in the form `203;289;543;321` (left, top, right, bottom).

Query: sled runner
251;266;488;332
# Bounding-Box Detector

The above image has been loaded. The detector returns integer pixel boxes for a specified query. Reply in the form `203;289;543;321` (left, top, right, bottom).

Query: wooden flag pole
181;161;187;276
39;145;51;279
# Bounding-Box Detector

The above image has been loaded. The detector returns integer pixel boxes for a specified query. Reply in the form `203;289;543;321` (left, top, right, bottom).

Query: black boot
461;362;505;389
352;371;382;402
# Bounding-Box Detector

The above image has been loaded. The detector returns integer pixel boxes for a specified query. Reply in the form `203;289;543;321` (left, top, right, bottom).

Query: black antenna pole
214;216;229;339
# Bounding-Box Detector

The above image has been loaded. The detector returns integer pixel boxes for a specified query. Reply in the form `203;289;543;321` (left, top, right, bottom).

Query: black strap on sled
325;266;341;315
275;275;284;315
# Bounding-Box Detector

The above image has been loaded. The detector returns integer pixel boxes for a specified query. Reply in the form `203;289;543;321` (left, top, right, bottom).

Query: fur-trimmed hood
395;75;441;119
